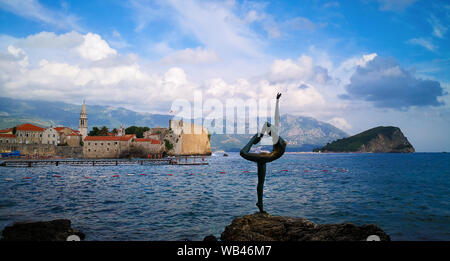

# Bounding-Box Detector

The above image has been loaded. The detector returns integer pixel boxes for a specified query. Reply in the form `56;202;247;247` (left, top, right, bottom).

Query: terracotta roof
134;138;161;144
54;127;78;133
16;123;44;132
84;135;135;141
0;128;12;133
0;134;15;138
67;131;81;137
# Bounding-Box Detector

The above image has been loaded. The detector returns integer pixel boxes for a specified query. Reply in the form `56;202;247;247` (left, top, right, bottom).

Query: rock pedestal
220;213;390;241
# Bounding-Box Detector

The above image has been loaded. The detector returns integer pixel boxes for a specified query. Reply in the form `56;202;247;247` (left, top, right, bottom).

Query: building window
95;143;97;145
107;148;109;151
53;134;55;137
88;149;90;152
101;143;103;146
88;142;91;145
48;134;50;137
115;142;118;145
108;142;110;146
40;134;42;137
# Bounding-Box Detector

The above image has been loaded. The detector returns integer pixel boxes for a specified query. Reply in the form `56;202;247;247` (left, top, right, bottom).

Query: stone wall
55;146;83;158
0;143;82;158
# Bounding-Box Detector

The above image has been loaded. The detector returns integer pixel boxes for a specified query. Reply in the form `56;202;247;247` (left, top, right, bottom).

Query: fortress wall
0;143;82;157
180;131;212;156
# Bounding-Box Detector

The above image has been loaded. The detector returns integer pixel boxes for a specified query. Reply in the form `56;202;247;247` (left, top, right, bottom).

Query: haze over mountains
0;97;347;151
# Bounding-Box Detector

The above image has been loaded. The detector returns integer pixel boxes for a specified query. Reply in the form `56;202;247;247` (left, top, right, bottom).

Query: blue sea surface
0;153;449;241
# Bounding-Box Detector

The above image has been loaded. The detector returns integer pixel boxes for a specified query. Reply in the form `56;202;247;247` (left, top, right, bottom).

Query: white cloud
327;117;351;130
268;55;330;84
376;0;418;11
162;47;219;64
428;15;448;39
7;45;25;58
287;17;327;32
76;33;117;61
0;0;82;31
407;38;436;51
131;0;266;59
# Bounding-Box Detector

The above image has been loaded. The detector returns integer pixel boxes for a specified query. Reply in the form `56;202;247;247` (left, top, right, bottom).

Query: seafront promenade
0;156;209;167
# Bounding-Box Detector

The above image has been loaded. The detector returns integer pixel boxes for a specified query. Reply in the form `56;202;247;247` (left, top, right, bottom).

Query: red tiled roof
16;123;44;132
134;138;161;144
0;128;12;133
84;135;135;141
0;134;15;138
67;131;81;137
54;127;78;133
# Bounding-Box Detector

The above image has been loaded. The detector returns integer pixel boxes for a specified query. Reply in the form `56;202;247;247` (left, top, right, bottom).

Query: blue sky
0;0;449;151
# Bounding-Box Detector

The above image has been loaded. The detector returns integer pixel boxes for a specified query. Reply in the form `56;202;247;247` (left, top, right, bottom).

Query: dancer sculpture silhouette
240;93;287;213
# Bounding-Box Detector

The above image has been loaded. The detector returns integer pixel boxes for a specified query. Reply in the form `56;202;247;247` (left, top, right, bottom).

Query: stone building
42;128;59;145
144;127;166;140
15;123;45;144
0;134;17;146
83;134;135;158
131;138;164;157
54;127;82;147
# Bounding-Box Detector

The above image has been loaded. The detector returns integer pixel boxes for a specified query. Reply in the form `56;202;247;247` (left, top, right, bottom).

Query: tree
12;127;17;135
98;126;109;136
88;127;100;136
88;126;109;136
125;126;150;138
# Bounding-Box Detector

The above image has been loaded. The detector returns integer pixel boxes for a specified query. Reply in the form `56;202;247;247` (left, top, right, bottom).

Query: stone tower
79;100;87;139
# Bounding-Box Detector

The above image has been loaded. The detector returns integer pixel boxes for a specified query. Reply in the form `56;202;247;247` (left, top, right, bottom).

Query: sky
0;0;449;151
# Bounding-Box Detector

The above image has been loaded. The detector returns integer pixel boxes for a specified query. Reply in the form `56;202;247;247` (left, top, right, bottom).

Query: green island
314;126;415;153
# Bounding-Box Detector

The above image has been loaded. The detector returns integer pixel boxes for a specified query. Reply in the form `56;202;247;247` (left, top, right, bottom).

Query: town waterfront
0;152;449;241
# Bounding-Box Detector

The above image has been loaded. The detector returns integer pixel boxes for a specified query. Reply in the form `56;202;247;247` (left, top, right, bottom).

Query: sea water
0;153;449;241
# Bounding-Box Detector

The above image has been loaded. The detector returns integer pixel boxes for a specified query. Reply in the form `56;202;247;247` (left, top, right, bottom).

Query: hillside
0;97;170;129
0;97;348;152
210;114;348;151
314;126;415;153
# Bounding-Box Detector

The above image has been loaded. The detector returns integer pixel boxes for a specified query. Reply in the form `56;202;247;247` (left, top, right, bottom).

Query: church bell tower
79;100;88;139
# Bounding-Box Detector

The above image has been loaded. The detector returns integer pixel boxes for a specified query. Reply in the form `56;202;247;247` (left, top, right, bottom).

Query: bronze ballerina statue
240;93;287;213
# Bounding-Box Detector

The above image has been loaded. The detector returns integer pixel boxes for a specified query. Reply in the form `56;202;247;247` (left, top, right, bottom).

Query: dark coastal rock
1;219;85;241
203;235;218;241
220;213;390;241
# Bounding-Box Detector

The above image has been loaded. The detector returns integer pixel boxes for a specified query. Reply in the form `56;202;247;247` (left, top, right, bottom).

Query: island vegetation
313;126;415;153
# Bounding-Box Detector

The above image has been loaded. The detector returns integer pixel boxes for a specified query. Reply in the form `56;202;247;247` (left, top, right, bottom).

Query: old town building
42;128;59;145
83;134;135;158
15;123;45;144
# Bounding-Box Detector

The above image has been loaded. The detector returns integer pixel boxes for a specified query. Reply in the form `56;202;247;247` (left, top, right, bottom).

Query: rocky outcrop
1;219;85;241
315;126;414;153
220;213;390;241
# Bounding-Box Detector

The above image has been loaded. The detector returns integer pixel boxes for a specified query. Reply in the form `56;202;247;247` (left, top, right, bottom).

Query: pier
0;156;209;167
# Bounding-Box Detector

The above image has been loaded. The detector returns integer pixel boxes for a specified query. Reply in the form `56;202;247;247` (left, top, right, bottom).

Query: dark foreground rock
1;219;85;241
220;213;390;241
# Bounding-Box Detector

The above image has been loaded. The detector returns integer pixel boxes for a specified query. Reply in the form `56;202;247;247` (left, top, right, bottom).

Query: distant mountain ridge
0;97;348;151
210;114;348;151
0;97;170;129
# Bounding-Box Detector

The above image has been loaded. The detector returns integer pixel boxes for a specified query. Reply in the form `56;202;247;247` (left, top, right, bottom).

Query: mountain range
0;97;348;151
